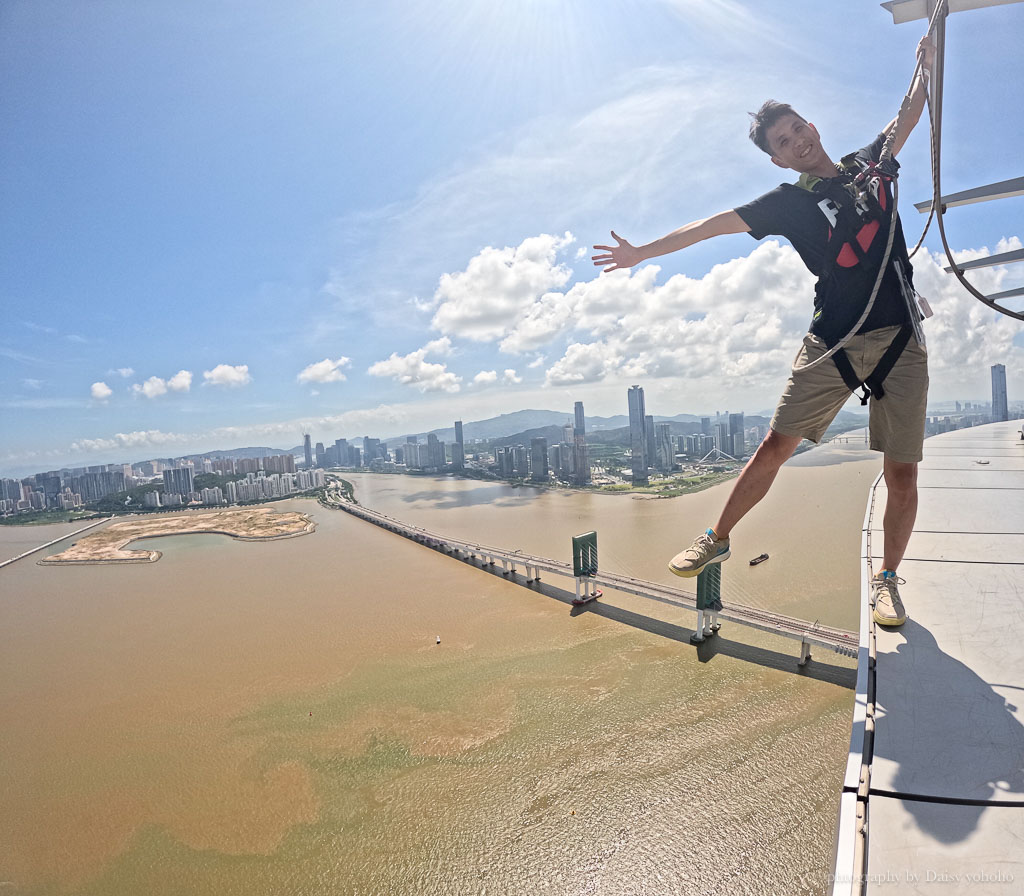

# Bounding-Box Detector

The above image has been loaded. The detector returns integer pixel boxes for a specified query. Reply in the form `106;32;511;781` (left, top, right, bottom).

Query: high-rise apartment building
426;433;446;469
530;437;549;482
572;400;590;485
264;453;296;474
627;385;648;485
991;363;1008;422
729;412;746;457
512;445;529;478
335;439;352;466
162;465;194;498
452;420;465;470
363;437;382;465
714;422;730;455
655;423;674;472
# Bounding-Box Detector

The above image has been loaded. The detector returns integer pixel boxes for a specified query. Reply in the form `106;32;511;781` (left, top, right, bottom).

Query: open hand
592;231;642;272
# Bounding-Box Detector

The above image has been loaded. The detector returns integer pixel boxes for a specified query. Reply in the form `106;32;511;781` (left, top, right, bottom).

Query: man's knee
757;429;802;466
883;459;918;496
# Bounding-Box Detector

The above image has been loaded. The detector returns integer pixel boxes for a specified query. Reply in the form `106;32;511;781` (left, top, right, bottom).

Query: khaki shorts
771;325;929;464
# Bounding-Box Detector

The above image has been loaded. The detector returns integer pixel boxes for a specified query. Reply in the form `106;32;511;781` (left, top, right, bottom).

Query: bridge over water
322;485;858;667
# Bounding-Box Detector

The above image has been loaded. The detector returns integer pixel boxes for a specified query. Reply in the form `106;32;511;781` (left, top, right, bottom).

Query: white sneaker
871;570;907;627
669;528;731;578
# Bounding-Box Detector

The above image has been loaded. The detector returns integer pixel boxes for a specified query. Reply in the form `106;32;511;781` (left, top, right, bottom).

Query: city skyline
2;377;1021;481
5;377;1014;513
3;2;1022;477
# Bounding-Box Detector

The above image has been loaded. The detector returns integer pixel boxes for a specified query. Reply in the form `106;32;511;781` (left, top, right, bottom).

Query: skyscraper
655;423;674;472
572;400;590;485
363;437;382;465
426;433;446;469
992;363;1008;422
452;420;465;470
627;385;648;485
729;412;746;457
530;437;549;482
303;434;313;469
162;465;194;498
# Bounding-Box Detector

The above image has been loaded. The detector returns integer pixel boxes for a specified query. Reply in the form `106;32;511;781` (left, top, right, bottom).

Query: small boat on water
749;553;769;566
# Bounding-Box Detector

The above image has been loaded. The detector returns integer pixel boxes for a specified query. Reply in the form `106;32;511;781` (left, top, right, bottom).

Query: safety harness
808;157;916;405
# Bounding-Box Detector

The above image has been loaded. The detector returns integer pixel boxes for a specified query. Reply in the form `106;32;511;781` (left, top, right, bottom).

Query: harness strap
865;324;913;399
831;324;914;406
832;348;871;405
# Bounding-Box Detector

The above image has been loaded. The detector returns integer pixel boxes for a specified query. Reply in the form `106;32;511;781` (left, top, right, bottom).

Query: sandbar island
39;508;316;565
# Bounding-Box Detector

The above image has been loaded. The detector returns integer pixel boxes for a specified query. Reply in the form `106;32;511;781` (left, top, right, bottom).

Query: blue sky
2;0;1022;476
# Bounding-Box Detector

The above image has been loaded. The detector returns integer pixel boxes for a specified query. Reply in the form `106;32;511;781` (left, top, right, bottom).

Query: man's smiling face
765;114;830;175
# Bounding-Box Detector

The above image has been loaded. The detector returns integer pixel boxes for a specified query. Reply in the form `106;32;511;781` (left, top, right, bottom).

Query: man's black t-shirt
734;133;913;345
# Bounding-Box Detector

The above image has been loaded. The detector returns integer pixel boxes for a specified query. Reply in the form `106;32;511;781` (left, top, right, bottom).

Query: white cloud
473;370;498;385
908;238;1023;388
539;240;811;388
133;376;168;399
167;370;193;392
297;357;352;384
430;233;574;343
70;429;191;455
90;381;113;401
368;340;462;393
545;342;622;387
130;370;192;399
424;336;454;356
203;364;252;387
115;367;135;378
502;368;522;384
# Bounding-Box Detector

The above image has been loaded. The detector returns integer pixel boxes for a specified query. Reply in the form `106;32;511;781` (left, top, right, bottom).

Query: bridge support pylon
690;564;723;644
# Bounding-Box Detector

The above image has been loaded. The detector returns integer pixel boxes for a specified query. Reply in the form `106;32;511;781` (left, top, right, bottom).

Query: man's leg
714;430;803;538
669;330;851;579
669;430;802;577
881;457;919;572
871;457;919;627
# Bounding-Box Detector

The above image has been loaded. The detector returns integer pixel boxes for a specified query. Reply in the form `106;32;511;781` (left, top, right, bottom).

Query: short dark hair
748;100;806;155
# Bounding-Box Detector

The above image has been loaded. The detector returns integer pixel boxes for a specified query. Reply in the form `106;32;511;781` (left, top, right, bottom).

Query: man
592;39;934;628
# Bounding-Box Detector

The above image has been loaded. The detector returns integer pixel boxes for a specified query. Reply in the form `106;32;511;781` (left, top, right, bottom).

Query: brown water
0;447;880;896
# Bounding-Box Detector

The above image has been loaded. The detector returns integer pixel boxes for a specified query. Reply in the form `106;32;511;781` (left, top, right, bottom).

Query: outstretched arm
884;35;936;158
592;209;750;272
